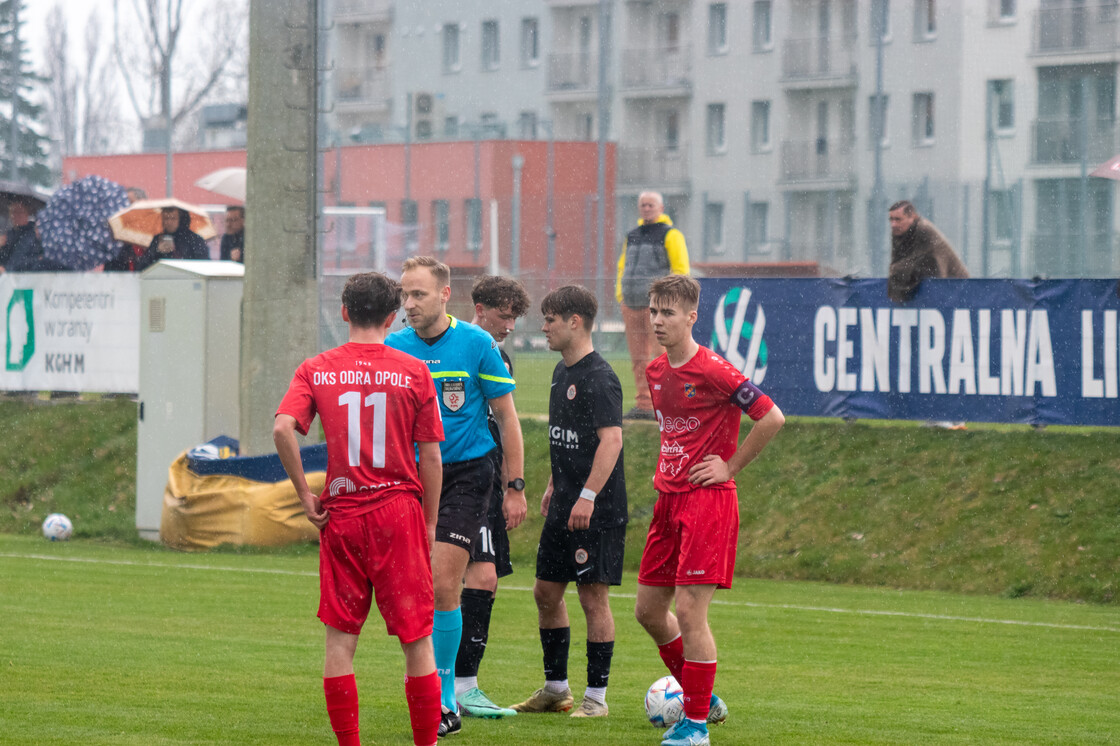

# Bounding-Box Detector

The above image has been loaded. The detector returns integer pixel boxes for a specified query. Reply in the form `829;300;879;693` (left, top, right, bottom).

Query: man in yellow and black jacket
615;191;690;420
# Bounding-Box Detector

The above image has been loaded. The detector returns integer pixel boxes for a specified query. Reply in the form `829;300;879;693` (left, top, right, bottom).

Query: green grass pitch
2;534;1117;745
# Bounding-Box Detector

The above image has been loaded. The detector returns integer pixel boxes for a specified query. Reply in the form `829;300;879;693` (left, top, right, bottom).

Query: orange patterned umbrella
108;198;217;246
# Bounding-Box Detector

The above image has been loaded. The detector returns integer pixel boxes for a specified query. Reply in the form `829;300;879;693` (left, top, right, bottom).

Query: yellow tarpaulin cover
160;450;322;551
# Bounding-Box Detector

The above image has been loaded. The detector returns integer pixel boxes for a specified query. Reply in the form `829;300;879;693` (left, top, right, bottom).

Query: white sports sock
584;686;607;704
454;676;478;696
544;679;569;694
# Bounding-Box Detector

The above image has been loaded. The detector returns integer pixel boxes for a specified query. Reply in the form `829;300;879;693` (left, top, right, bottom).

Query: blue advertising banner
694;278;1120;427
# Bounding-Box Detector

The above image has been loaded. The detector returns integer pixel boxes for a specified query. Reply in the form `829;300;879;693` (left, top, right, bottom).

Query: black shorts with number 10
467;448;513;577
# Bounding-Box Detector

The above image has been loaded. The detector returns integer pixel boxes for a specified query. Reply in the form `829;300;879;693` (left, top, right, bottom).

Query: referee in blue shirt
387;257;527;737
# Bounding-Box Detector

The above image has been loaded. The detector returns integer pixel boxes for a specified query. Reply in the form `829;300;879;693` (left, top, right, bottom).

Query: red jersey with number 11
646;345;773;494
276;342;444;519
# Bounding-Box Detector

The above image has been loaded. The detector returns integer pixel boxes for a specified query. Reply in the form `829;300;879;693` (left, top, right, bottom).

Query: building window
749;201;769;251
869;93;890;148
401;199;419;253
708;3;729;55
997;0;1016;21
482;20;500;71
442;23;461;73
432;200;450;253
518;111;538;139
660;109;680;151
990;79;1014;132
991;189;1014;242
912;92;934;145
369;33;387;68
704;201;725;254
520;17;540;67
871;0;891;42
465;198;482;253
751;100;771;151
753;1;773;51
707;103;727;154
444;116;460;139
661;12;681;52
914;0;936;39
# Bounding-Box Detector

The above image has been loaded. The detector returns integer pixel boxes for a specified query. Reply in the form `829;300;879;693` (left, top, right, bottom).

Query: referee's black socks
455;588;494;678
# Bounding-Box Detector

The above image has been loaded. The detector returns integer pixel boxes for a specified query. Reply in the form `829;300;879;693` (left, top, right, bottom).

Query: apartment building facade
330;0;1120;279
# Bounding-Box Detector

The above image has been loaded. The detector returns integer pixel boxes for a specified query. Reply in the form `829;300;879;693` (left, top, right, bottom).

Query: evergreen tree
0;0;51;187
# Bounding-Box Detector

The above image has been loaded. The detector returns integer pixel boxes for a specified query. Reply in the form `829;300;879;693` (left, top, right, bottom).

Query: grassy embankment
1;395;1115;604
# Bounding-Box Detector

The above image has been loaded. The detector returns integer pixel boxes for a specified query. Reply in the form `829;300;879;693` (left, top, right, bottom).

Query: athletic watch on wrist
507;478;525;491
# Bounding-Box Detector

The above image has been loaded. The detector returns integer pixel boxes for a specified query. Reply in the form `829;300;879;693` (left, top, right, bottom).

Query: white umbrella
1090;154;1120;180
195;167;247;201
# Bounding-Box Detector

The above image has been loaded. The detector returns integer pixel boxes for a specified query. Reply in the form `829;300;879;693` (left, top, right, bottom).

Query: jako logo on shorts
711;286;768;384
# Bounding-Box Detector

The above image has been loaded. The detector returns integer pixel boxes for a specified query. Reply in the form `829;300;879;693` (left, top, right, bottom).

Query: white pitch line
4;552;1119;634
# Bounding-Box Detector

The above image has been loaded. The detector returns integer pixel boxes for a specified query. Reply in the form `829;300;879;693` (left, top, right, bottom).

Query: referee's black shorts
468;448;513;577
535;520;625;586
436;450;496;553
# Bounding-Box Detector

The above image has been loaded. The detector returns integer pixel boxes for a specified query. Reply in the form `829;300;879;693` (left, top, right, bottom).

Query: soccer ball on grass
644;675;684;727
42;513;73;541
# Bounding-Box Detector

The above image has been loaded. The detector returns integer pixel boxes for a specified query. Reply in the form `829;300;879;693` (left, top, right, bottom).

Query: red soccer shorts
638;486;740;589
318;493;434;642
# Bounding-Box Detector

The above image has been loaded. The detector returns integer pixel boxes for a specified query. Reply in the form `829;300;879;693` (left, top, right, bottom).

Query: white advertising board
0;273;140;393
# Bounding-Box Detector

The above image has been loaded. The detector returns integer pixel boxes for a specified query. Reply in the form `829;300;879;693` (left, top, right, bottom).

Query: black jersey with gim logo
547;350;628;529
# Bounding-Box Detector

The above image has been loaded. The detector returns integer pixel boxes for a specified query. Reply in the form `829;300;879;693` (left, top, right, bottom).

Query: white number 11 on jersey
339;391;387;468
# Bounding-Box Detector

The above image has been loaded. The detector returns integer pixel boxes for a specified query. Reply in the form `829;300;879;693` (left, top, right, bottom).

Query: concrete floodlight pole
240;0;321;456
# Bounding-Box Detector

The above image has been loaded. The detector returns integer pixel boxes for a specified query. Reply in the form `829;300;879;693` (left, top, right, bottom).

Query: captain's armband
730;380;774;421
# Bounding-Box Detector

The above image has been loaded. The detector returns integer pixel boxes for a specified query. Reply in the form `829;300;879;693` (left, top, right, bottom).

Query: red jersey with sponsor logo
277;342;444;519
646;345;773;494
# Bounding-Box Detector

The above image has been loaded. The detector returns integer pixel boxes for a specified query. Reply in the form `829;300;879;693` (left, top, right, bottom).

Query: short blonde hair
401;256;451;287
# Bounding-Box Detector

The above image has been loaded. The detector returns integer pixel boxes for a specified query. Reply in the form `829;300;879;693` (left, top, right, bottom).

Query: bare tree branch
112;0;247;135
112;0;147;124
43;4;76;158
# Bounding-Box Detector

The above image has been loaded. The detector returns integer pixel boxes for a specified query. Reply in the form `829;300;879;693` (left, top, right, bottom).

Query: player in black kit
456;275;531;720
510;285;627;719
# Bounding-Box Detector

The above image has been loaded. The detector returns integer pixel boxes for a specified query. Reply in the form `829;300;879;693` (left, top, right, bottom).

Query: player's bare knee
533;580;564;611
464;561;498;593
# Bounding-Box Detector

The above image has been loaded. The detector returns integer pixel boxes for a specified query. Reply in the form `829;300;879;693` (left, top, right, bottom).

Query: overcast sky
24;0;110;69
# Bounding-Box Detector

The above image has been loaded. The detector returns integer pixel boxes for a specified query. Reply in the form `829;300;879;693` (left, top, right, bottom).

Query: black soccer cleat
438;705;462;737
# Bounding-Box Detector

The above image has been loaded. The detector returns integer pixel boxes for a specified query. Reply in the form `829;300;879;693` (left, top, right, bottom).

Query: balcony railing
1031;231;1115;277
547;52;597;92
1032;3;1120;54
780;139;855;183
334;0;392;22
781;36;858;83
1031;118;1116;164
618;146;690;186
336;67;391;108
620;46;692;90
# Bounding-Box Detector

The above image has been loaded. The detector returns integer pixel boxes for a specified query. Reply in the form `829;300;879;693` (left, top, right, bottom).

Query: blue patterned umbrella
37;175;131;271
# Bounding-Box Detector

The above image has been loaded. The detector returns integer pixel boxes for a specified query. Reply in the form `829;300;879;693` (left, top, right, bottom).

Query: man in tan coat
887;200;968;304
888;200;969;430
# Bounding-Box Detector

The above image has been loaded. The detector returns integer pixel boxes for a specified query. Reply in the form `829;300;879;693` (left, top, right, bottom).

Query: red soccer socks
405;671;441;746
681;660;717;722
657;634;685;683
324;674;361;746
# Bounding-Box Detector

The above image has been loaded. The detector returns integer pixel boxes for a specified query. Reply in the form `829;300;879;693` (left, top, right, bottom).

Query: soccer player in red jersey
633;274;785;746
274;272;445;746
